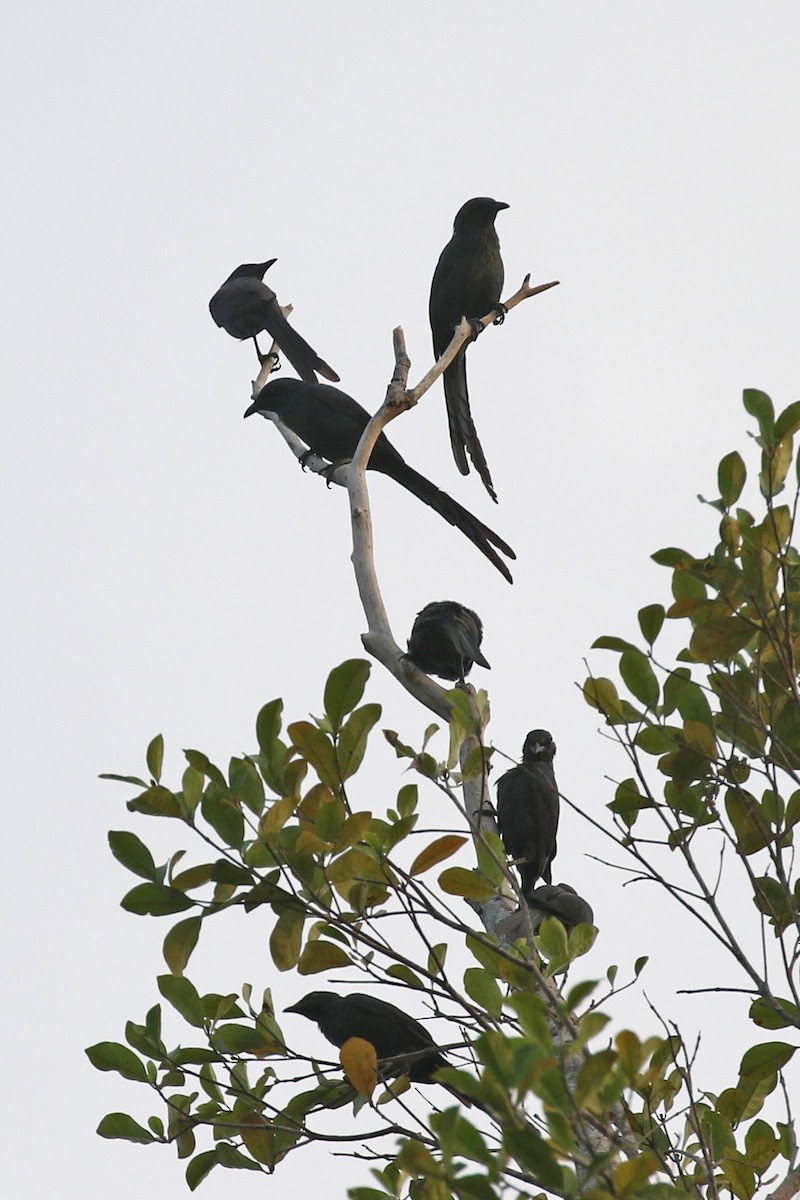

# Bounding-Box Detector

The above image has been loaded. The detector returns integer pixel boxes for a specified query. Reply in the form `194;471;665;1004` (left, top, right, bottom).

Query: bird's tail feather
443;358;497;503
389;460;515;583
272;314;340;384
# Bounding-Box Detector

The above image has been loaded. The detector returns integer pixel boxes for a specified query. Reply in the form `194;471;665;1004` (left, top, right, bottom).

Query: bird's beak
263;257;278;271
243;400;261;419
496;201;510;212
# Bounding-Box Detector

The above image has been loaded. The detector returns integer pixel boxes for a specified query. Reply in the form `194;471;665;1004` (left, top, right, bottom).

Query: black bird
209;260;340;383
496;730;559;896
286;991;449;1082
406;600;490;681
244;379;515;583
497;883;594;943
286;991;481;1110
429;197;509;502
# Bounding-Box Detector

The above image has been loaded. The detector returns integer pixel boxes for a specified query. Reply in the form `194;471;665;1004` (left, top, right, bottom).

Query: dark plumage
209;260;340;383
429;197;508;502
496;729;559;896
496;883;594;943
406;600;490;681
286;991;448;1082
244;379;516;583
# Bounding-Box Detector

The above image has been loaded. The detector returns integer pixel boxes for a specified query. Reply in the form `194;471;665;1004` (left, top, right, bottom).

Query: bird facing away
429;197;509;502
243;379;516;583
496;882;594;943
406;600;490;681
286;991;449;1082
496;729;559;896
209;260;340;383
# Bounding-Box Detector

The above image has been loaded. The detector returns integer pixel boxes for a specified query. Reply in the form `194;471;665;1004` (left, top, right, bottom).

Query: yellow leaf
259;796;298;838
410;835;467;876
297;941;353;975
340;1036;377;1097
239;1113;274;1166
684;719;718;759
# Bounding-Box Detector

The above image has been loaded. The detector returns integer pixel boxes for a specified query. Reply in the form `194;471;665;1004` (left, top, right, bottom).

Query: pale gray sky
2;3;799;1196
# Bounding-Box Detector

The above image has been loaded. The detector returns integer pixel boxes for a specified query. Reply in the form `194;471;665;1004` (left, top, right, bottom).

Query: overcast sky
3;3;800;1196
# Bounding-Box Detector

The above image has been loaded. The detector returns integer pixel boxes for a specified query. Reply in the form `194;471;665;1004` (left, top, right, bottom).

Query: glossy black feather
286;991;447;1082
429;198;508;501
209;261;339;383
244;379;515;583
496;729;559;895
406;600;490;681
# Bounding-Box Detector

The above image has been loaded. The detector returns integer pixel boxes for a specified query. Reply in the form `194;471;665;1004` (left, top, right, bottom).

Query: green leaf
157;974;205;1027
749;996;800;1030
638;604;665;645
183;750;227;789
591;635;639;653
690;617;753;663
438;867;495;901
725;788;771;855
256;698;283;753
127;785;183;819
720;1151;756;1200
385;963;425;989
635;726;676;754
620;649;659;708
718;451;747;507
163;916;202;976
336;703;382;781
324;659;371;733
289;721;340;791
297;941;353;975
121;882;194;916
146;733;164;782
582;676;627;722
270;908;305;971
201;792;244;849
743;389;775;441
228;757;265;816
651;546;693;567
97;1112;157;1143
186;1150;217;1190
108;831;157;881
86;1041;148;1082
740;1041;796;1078
213;1023;270;1054
463;968;503;1017
503;1126;563;1190
775;400;800;441
99;772;148;787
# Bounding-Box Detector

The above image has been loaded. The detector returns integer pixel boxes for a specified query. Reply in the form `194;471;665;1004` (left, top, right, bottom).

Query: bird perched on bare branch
429;197;509;502
405;600;490;682
209;260;340;383
244;379;516;582
496;730;559;896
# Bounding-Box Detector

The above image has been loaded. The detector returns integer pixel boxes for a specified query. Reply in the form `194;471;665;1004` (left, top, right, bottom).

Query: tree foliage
91;391;800;1200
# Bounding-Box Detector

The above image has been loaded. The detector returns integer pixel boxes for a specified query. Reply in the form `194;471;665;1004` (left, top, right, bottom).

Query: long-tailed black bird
209;260;340;383
286;991;479;1109
497;883;594;943
429;197;508;502
496;730;559;896
406;600;490;681
244;379;515;583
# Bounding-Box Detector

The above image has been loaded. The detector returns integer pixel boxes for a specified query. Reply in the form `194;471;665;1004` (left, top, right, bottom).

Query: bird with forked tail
209;260;339;383
244;379;516;583
429;197;509;502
